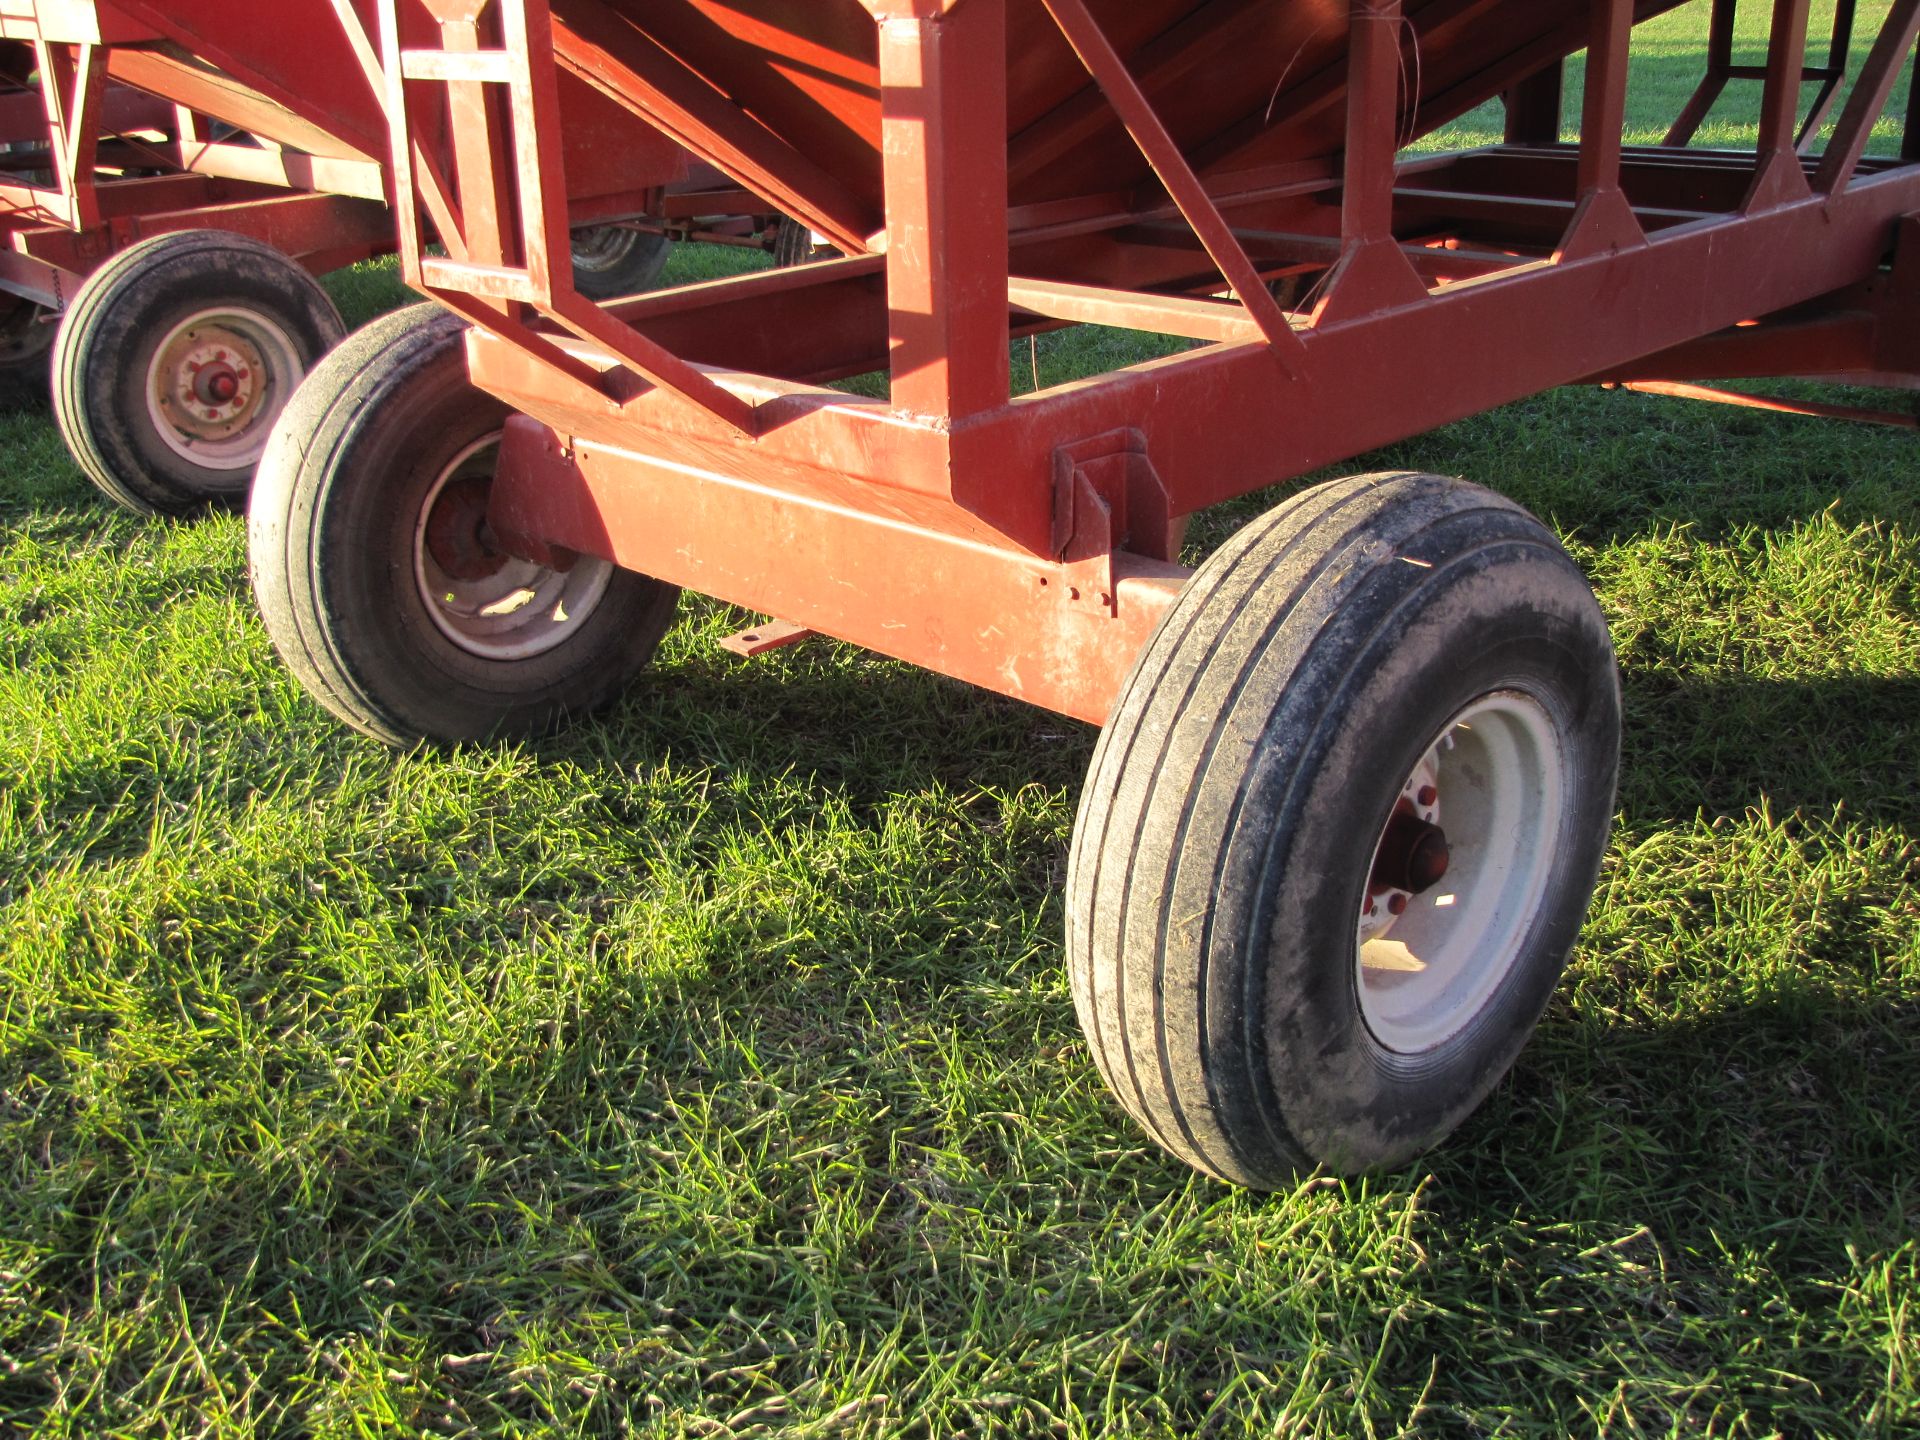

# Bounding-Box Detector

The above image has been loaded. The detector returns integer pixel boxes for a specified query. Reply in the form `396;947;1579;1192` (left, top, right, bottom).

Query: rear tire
248;304;681;746
52;230;345;515
569;224;672;300
771;218;818;268
1068;472;1621;1187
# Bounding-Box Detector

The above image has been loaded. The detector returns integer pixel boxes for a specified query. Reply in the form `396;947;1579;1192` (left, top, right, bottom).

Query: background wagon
0;0;792;514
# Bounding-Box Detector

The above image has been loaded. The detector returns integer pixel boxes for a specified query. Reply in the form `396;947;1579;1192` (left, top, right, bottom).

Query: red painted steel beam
876;0;1010;419
1316;0;1429;323
1593;305;1882;384
1560;0;1645;259
1814;0;1920;195
1746;0;1814;211
1616;380;1917;429
485;414;1188;726
1037;0;1306;368
979;167;1920;528
1664;0;1739;146
547;3;875;253
0;244;78;307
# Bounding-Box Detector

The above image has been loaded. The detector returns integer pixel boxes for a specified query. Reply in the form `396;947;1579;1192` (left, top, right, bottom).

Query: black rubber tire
1067;472;1621;1188
771;217;817;268
52;230;346;516
568;224;673;300
0;294;55;409
247;303;682;746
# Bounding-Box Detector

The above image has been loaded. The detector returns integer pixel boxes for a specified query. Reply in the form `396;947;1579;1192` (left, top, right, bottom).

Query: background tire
569;224;673;300
0;294;55;409
248;303;681;746
1067;472;1621;1188
771;218;818;268
52;230;345;516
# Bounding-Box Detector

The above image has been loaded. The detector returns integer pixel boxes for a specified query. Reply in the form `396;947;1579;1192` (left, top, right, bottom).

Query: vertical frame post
1317;0;1426;321
875;0;1010;422
1665;0;1739;146
1560;0;1645;259
1504;62;1565;146
34;41;107;231
1747;0;1814;209
1814;0;1920;194
1799;0;1858;147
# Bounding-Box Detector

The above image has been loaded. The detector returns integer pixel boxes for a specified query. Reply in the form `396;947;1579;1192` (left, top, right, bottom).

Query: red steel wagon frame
253;0;1920;1186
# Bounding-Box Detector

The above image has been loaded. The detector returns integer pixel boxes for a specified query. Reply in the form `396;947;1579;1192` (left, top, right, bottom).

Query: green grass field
2;2;1917;1435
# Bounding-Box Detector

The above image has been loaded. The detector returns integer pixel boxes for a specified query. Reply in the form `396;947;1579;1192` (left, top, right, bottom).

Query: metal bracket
1050;429;1175;615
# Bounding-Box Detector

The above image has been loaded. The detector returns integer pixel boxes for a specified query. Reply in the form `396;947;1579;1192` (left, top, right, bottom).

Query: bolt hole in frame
251;0;1920;1185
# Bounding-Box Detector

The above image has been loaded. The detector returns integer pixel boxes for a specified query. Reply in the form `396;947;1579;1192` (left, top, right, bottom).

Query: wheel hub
1372;811;1451;895
158;324;267;438
143;305;305;472
1356;692;1567;1053
412;434;617;662
423;474;509;583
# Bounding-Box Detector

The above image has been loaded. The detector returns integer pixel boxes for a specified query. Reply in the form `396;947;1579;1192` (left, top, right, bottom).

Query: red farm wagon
248;0;1920;1187
0;0;788;514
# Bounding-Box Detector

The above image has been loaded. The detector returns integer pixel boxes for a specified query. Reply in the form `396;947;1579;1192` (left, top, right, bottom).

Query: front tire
247;303;681;746
1067;472;1621;1188
52;230;346;515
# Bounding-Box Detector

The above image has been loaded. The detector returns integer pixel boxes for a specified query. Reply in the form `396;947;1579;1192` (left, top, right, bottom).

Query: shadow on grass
534;639;1099;807
1617;670;1920;833
1456;986;1918;1245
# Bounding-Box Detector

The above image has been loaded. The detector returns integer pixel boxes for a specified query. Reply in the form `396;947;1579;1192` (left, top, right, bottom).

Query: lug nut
1416;784;1438;807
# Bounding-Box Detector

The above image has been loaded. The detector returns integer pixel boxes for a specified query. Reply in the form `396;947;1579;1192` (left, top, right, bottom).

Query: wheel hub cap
413;434;616;662
160;326;266;436
1356;692;1566;1054
144;307;304;471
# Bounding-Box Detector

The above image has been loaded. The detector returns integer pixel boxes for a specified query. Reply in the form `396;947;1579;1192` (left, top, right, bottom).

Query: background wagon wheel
0;293;55;409
247;303;682;747
568;223;673;300
770;217;819;268
1067;471;1621;1189
52;230;345;516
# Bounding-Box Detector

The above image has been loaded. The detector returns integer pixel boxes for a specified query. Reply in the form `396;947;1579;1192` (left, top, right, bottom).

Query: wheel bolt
1416;784;1438;807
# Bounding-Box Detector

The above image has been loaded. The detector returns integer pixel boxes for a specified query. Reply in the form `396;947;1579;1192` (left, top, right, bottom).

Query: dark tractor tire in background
0;294;55;409
52;230;345;516
247;303;682;747
1067;471;1621;1189
771;217;818;268
568;224;673;300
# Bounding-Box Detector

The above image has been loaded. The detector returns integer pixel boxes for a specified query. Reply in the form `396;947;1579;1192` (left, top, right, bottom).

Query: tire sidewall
569;226;672;301
1236;544;1619;1171
65;235;343;509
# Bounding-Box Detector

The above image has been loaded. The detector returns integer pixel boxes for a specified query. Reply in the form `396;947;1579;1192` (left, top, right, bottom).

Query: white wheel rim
1356;691;1566;1055
143;305;304;470
412;433;614;662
